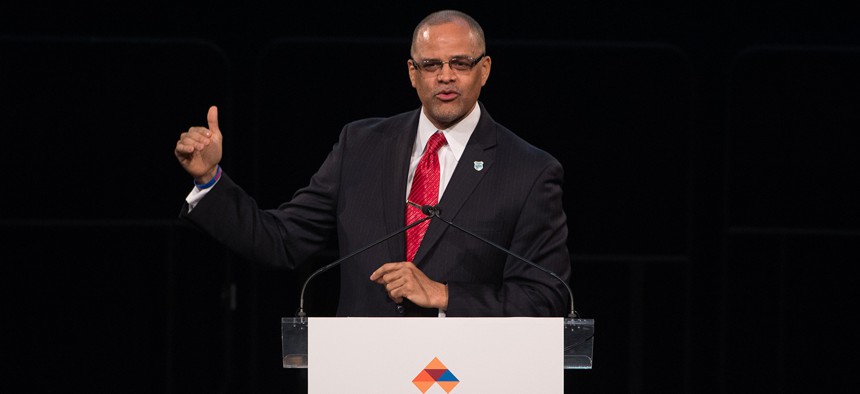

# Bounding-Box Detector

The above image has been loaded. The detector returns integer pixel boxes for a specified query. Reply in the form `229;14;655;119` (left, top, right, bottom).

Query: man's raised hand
175;106;223;183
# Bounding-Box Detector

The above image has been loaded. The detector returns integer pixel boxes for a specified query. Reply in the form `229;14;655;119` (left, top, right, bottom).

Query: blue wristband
194;165;222;189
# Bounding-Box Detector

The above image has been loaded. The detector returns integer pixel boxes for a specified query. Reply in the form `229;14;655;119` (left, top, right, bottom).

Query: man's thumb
207;105;219;132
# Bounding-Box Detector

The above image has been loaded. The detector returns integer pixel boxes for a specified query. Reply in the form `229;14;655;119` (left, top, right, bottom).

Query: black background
2;1;858;393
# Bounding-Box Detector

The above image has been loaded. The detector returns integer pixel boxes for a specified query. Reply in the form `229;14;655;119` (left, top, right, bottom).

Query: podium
282;316;594;393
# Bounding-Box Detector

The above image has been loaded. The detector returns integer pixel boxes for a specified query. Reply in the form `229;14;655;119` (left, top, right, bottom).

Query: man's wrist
194;165;222;189
437;283;449;311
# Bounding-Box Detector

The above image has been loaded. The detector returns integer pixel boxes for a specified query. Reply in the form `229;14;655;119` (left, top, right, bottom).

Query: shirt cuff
185;184;214;212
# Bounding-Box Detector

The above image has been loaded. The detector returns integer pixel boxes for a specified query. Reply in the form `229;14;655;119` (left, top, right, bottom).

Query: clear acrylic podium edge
281;317;594;369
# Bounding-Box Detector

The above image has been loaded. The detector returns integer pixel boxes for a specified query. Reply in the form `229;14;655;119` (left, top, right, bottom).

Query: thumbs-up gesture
175;106;224;183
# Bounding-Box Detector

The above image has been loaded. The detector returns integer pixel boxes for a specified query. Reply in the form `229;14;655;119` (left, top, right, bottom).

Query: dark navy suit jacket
181;102;572;317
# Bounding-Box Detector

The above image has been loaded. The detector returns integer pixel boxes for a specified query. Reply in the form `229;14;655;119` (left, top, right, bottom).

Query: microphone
296;203;432;319
409;202;578;318
416;203;440;217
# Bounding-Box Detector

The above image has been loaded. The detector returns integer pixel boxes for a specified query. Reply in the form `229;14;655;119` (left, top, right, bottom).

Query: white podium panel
307;317;562;394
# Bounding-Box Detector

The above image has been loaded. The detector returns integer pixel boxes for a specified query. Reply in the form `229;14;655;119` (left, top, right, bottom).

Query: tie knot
425;132;447;155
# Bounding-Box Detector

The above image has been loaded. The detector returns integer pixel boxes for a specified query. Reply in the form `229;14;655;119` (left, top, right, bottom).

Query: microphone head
422;205;440;217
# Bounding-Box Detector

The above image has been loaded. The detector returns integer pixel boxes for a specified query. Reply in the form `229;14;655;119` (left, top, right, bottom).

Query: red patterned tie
405;132;448;262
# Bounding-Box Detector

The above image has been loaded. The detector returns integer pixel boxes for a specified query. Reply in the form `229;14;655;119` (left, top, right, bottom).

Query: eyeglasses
410;54;485;73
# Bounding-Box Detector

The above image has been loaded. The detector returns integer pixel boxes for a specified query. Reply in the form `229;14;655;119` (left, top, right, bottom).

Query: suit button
395;304;405;315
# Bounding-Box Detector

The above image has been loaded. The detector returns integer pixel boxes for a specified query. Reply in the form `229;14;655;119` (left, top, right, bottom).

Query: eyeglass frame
409;54;486;73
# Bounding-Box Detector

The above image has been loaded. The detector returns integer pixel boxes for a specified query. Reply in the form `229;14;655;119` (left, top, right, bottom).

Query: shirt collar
415;103;480;161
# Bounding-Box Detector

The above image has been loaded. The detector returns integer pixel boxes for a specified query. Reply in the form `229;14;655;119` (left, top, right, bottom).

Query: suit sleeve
178;130;346;269
445;160;572;317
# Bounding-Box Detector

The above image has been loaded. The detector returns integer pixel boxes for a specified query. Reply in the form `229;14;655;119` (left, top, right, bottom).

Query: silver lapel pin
473;161;484;171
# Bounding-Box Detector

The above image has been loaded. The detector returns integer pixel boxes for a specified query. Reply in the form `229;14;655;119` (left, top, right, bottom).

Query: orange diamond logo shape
412;357;459;393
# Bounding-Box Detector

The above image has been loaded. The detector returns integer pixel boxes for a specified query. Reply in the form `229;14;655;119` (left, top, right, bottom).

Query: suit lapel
413;105;498;264
381;110;420;261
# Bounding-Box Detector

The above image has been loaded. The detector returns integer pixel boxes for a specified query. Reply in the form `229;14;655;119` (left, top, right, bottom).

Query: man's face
408;21;491;130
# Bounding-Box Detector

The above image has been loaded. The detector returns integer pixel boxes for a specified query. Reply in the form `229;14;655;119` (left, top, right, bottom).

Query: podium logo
412;357;460;393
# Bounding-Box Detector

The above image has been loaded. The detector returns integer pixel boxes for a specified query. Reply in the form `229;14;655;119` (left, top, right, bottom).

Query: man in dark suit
174;10;572;317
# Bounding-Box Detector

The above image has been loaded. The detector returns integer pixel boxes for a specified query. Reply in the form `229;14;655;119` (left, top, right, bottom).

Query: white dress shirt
406;104;480;200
